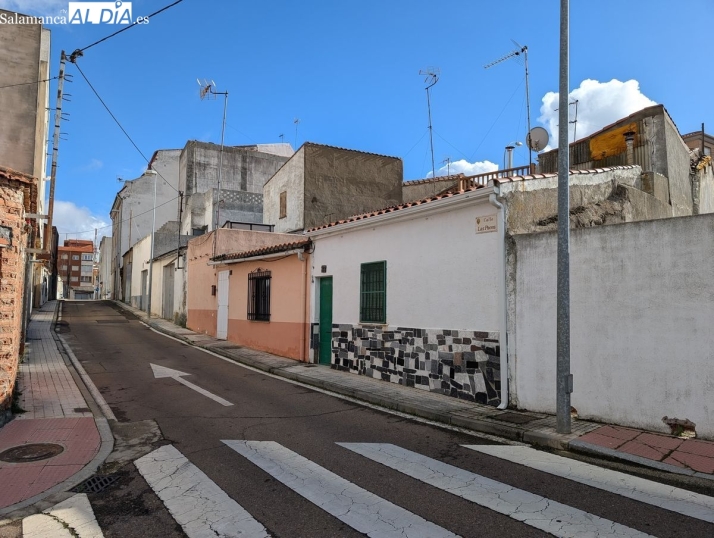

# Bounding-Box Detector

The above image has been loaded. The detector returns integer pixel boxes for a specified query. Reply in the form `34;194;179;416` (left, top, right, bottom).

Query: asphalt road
61;301;713;538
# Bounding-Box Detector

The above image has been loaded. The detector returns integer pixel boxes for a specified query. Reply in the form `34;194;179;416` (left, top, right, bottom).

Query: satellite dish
527;126;549;152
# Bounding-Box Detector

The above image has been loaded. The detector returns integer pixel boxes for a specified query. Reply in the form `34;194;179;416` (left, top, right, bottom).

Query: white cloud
53;200;110;241
78;158;103;173
538;79;657;147
0;0;65;16
429;159;499;178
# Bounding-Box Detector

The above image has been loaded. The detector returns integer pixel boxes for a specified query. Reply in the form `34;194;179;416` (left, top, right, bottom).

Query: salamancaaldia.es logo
68;1;148;24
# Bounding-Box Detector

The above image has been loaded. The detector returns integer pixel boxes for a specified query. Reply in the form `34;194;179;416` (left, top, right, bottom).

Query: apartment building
57;239;95;300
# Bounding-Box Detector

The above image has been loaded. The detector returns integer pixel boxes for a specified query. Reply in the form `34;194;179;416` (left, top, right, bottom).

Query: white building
306;185;506;406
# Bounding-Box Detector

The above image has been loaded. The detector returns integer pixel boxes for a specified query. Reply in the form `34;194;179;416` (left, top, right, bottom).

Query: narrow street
52;301;714;537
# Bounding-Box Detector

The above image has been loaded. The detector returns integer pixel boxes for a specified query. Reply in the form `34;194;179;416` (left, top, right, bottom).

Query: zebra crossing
17;441;714;537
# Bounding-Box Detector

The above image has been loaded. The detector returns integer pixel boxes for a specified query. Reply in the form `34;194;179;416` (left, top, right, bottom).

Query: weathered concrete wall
662;112;694;216
303;144;402;230
499;167;656;234
693;160;714;215
263;147;305;232
99;237;111;299
0;12;46;178
0;171;34;411
402;176;460;202
512;214;714;438
179;141;290;197
186;229;303;335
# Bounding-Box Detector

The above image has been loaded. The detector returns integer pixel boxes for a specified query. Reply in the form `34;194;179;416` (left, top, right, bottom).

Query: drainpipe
489;190;509;409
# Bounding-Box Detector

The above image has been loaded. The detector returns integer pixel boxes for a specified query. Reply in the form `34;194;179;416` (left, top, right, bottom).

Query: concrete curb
111;301;713;479
0;301;117;518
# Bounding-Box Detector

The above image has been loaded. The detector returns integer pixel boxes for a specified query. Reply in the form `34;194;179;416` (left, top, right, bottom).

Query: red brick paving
582;425;714;476
578;431;629;450
664;451;714;474
619;440;670;460
0;417;99;509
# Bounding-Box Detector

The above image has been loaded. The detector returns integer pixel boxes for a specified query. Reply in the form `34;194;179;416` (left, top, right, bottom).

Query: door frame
216;270;230;340
317;276;333;365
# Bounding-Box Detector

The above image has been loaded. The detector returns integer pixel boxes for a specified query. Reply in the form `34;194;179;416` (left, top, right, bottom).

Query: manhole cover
71;474;119;494
492;412;540;424
0;443;65;463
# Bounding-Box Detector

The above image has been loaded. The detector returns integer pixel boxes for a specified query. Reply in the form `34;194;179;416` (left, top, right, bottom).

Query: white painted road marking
135;444;268;538
223;440;458;538
464;444;714;523
23;493;103;538
150;363;233;406
340;443;653;538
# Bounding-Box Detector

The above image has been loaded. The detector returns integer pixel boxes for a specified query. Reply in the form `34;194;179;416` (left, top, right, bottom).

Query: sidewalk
0;302;112;514
117;301;714;482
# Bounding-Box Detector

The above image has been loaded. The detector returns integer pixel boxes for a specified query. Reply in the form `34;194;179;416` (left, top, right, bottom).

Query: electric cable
0;76;59;90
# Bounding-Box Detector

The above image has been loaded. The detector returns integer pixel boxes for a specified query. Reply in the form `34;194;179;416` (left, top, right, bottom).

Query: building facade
263;143;403;233
0;166;38;412
57;239;95;300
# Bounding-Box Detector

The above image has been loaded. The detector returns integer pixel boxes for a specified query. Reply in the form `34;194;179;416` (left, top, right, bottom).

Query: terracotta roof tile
306;184;485;233
403;173;465;186
212;238;311;262
493;164;639;184
301;141;400;161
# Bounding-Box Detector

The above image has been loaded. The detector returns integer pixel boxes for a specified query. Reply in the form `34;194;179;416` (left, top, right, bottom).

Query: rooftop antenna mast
419;67;439;178
485;41;532;168
198;79;228;234
293;118;300;149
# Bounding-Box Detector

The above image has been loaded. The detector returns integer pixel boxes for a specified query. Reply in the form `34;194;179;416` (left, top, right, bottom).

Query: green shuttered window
360;261;386;324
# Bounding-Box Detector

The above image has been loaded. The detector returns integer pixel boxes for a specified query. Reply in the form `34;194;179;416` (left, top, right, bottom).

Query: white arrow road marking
464;445;714;523
150;363;233;406
339;443;653;538
223;440;458;538
135;444;268;538
23;493;103;538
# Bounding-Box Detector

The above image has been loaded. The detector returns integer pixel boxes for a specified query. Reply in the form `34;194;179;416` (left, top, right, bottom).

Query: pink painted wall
186;229;310;361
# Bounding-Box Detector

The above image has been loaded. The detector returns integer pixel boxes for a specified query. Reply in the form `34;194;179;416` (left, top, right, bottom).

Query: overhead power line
0;76;59;90
71;61;178;193
71;0;185;58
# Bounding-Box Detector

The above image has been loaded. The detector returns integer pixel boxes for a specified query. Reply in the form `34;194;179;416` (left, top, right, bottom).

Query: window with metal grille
248;269;271;321
279;191;287;219
360;261;386;324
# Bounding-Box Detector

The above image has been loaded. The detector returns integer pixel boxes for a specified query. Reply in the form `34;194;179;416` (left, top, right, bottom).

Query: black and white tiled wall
310;323;501;406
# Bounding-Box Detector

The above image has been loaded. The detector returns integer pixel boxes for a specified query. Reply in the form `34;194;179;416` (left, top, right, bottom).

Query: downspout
298;250;307;362
489;190;509;409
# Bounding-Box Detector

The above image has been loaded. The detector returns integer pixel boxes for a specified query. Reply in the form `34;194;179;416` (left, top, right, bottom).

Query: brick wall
0;179;27;410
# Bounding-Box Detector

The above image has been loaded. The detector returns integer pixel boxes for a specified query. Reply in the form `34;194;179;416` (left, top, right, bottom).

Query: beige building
263;143;403;232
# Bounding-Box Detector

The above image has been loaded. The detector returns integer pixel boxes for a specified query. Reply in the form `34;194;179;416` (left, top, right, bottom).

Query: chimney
624;131;636;165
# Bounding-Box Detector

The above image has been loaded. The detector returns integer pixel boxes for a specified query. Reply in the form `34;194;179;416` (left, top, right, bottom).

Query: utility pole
556;0;572;434
45;51;67;251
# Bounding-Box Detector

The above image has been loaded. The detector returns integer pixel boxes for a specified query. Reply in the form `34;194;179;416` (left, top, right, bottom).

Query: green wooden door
319;277;333;365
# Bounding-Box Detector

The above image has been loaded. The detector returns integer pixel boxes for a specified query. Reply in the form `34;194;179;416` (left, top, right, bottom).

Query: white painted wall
130;235;152;309
513;214;714;438
308;190;501;331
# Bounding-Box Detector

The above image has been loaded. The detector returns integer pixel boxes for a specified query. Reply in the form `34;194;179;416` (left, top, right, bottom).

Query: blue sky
2;0;712;239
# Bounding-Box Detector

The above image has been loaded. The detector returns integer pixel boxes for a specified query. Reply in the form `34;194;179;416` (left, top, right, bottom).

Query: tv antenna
526;126;549;152
279;133;284;144
485;40;532;168
441;156;451;177
293;118;300;148
197;79;229;235
419;67;439;178
553;99;580;143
